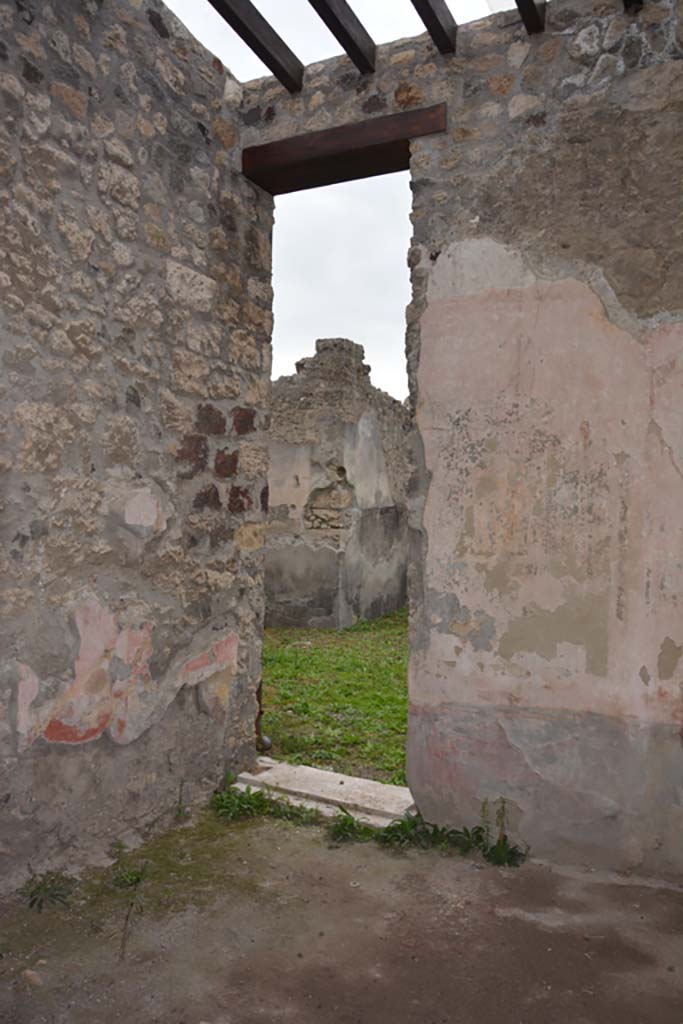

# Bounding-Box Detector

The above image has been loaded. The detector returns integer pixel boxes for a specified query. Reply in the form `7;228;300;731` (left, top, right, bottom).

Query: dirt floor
2;816;683;1024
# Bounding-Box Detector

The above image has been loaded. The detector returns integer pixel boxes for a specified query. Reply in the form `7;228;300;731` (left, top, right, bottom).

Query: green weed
113;864;147;890
376;813;464;851
326;807;377;844
212;785;323;826
453;825;489;854
212;785;526;867
483;834;527;867
482;797;527;867
107;843;148;960
329;803;526;867
212;785;273;820
20;871;75;912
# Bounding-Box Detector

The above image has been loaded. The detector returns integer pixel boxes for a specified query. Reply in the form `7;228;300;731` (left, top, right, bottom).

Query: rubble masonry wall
1;0;682;882
266;338;411;629
0;0;272;888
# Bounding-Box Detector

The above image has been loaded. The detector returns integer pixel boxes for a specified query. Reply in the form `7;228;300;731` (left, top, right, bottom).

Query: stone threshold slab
236;758;414;826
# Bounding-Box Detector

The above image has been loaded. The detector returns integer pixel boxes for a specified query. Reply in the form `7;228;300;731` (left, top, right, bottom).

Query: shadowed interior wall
0;0;273;890
243;0;683;874
266;339;411;628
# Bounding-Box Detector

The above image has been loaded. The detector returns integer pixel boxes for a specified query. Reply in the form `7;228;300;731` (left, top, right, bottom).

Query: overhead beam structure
515;0;546;34
410;0;458;54
212;0;544;93
243;104;448;195
206;0;305;93
307;0;376;74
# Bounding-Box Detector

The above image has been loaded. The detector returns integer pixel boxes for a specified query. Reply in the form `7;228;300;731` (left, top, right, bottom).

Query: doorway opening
259;166;414;787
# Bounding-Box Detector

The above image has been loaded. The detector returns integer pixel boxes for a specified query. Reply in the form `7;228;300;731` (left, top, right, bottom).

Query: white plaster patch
124;490;163;530
105;477;170;544
343;412;393;510
428;238;536;303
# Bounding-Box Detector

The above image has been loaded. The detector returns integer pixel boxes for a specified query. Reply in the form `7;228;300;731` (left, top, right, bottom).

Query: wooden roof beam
243;104;448;195
307;0;376;74
515;0;546;34
206;0;305;93
410;0;458;54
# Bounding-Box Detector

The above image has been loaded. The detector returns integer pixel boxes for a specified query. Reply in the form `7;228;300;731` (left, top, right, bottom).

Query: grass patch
209;786;527;867
326;807;378;844
262;608;409;784
211;785;323;826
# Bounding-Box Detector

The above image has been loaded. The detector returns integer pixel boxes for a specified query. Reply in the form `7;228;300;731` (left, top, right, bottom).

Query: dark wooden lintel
410;0;458;54
307;0;376;74
206;0;305;93
243;104;448;195
515;0;546;34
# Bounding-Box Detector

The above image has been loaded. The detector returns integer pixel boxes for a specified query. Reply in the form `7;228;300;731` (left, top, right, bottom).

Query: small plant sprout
175;780;191;822
108;845;148;962
118;875;146;962
480;797;527;868
20;871;75;912
480;797;492;848
327;807;376;844
113;863;147;890
110;841;148;891
495;796;509;836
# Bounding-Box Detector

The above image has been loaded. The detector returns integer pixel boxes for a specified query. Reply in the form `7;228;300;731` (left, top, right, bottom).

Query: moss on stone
0;814;305;961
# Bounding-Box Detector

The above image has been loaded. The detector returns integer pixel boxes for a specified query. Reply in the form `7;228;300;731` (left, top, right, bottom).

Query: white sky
163;0;507;398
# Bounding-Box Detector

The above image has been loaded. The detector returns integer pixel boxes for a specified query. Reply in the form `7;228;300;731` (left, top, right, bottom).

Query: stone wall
1;0;681;884
266;339;411;628
244;0;683;874
0;0;273;889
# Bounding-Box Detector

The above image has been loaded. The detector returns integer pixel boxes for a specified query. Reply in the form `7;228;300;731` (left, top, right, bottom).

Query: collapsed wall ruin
1;0;682;885
266;339;411;629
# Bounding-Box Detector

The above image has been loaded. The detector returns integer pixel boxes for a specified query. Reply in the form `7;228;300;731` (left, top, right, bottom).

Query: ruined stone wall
244;0;683;873
0;0;273;889
266;339;411;628
1;0;681;884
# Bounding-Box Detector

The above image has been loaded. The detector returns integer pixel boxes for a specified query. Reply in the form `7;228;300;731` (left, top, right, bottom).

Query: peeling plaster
498;593;609;678
658;637;683;682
